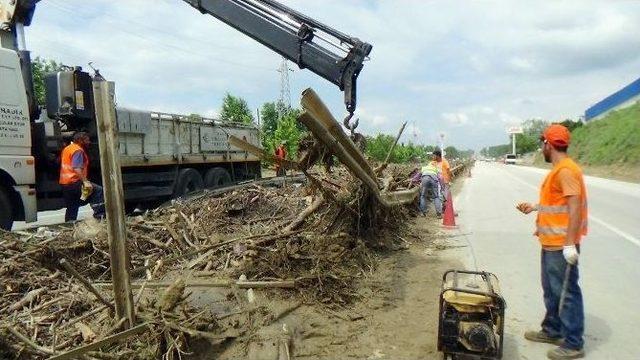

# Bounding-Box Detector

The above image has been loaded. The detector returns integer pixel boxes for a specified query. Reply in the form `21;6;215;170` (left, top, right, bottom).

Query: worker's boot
524;330;563;345
547;346;585;359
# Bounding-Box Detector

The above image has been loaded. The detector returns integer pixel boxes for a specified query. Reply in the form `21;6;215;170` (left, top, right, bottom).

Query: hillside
528;102;640;182
570;102;640;166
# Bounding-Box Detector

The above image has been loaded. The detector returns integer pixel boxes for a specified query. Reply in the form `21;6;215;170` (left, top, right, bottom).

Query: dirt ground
289;217;462;360
182;213;462;360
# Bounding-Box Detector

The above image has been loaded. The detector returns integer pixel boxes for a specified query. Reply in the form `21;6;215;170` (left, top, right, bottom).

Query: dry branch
59;258;114;310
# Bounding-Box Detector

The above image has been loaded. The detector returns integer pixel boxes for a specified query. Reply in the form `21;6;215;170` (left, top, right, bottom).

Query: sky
25;0;640;150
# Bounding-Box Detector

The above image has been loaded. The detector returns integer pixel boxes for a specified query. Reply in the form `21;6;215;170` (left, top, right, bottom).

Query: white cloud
442;112;469;126
499;112;522;124
509;57;534;71
480;107;495;115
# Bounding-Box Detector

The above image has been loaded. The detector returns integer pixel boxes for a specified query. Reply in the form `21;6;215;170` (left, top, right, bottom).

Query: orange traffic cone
442;191;458;229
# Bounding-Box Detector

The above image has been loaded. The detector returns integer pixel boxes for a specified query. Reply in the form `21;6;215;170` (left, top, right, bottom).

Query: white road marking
501;166;640;249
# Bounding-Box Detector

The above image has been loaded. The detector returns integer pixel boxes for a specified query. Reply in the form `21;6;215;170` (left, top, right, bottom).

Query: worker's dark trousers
540;248;584;350
419;174;441;215
62;181;106;222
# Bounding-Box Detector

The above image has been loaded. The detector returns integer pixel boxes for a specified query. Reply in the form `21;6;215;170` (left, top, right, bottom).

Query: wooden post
93;79;135;328
374;121;407;175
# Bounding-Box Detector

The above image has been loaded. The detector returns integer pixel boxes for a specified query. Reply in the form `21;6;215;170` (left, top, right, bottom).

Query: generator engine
438;270;505;360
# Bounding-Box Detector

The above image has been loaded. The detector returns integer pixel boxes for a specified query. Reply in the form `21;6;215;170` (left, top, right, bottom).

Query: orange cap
541;124;570;147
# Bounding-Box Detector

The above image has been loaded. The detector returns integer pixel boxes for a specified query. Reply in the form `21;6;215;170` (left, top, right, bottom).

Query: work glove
80;181;94;201
562;245;579;265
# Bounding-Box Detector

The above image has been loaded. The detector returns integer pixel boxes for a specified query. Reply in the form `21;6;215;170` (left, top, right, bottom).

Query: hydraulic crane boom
182;0;372;116
2;0;372;118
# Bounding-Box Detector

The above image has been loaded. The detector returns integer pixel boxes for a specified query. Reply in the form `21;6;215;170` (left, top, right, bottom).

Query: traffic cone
442;191;458;229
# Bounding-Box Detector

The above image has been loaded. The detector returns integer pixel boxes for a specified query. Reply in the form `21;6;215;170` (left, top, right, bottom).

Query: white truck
0;0;372;230
1;52;263;230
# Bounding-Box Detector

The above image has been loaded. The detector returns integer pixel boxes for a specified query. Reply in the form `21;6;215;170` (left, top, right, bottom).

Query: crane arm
182;0;372;114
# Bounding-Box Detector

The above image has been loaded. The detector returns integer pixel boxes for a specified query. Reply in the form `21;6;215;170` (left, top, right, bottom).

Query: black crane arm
182;0;372;114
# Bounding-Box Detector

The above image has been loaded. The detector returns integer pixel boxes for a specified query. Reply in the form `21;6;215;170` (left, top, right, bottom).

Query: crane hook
343;112;359;135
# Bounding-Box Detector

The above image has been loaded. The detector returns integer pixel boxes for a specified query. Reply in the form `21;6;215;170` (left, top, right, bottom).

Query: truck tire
0;186;14;230
173;168;204;197
204;167;232;188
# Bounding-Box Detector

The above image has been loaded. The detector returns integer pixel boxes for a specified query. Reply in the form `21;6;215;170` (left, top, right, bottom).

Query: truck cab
0;47;37;229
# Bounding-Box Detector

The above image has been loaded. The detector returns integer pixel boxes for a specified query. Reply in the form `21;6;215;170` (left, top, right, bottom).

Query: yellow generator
438;270;505;360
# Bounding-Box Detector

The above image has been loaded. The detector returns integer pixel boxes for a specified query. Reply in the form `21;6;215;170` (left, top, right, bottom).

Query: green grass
569;102;640;166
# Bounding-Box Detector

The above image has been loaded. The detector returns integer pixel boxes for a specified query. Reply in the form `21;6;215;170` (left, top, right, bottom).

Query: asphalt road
452;161;640;359
12;206;92;230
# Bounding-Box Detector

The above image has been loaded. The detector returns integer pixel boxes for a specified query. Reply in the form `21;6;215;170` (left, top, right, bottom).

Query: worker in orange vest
432;149;452;213
59;132;105;222
274;141;287;177
516;124;587;360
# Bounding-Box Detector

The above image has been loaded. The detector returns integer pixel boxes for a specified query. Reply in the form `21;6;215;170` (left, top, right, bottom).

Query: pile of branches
0;162;418;358
0;226;244;359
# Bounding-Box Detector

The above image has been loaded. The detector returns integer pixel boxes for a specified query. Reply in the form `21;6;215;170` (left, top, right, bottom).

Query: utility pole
277;57;293;119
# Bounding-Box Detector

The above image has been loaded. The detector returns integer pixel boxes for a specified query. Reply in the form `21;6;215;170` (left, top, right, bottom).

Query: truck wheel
204;167;232;188
173;168;204;197
0;186;14;230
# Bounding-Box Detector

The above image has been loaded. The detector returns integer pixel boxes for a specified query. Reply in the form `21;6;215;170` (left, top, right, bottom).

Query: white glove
562;245;579;265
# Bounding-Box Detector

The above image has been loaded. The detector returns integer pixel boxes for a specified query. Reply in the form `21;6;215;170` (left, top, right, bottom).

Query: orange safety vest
536;157;588;247
436;158;451;184
275;146;286;160
59;142;89;185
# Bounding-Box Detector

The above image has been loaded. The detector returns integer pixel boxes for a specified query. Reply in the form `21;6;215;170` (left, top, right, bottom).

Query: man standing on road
516;124;587;360
59;132;105;222
418;153;442;218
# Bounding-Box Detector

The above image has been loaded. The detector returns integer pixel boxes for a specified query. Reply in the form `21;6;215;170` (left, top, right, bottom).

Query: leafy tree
260;102;279;148
31;57;65;105
444;146;460;159
559;118;583;132
366;134;395;161
259;101;304;159
365;134;437;163
271;110;302;159
187;113;203;122
220;93;254;124
480;144;511;158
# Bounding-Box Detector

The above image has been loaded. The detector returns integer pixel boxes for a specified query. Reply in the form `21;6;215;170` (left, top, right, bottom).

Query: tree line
480;118;582;158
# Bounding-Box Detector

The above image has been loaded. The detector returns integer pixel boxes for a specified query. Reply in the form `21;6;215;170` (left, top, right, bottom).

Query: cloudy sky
26;0;640;150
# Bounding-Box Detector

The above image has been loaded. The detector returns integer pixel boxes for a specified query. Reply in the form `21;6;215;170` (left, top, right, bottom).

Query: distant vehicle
505;154;517;165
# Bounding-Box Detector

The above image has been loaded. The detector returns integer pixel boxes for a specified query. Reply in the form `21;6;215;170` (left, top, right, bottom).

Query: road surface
451;161;640;359
12;206;92;230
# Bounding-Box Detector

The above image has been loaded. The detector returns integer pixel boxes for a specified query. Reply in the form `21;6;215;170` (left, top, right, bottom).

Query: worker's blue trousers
540;248;584;350
419;174;441;216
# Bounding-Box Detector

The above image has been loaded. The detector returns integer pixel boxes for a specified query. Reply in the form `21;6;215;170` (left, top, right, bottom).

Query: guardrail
451;160;474;179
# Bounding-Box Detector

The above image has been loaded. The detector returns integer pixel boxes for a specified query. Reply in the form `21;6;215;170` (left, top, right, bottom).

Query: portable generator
438;270;505;360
